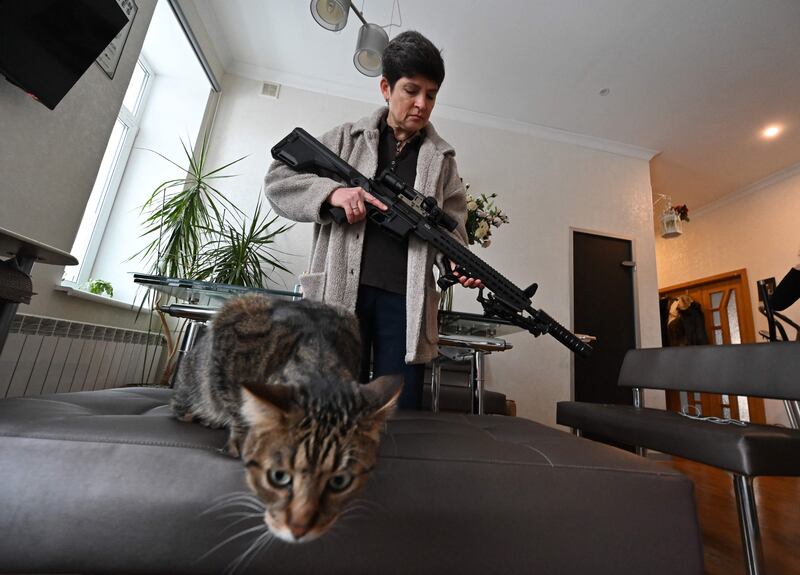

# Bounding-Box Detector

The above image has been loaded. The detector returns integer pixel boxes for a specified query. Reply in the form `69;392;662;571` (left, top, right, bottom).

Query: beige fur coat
264;107;467;363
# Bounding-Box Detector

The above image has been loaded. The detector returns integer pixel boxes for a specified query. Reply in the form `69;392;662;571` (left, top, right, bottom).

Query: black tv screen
0;0;128;109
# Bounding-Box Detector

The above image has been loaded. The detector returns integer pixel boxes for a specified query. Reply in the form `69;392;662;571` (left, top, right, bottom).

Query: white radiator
0;314;166;399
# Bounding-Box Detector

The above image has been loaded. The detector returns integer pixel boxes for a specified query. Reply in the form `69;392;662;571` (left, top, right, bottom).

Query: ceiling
193;0;800;211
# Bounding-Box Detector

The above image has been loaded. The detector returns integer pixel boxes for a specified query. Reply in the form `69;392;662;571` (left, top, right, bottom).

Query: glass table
132;273;300;305
1;227;78;353
134;274;521;414
133;273;301;373
436;310;522;414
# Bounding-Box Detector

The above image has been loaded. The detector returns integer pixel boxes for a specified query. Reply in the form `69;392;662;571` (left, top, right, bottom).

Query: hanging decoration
654;194;690;238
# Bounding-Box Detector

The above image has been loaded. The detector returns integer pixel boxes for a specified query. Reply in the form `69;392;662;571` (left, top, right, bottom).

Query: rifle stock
271;127;592;357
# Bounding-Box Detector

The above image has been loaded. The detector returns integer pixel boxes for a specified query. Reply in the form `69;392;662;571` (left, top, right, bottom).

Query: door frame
569;227;643;402
659;268;766;423
659;268;756;344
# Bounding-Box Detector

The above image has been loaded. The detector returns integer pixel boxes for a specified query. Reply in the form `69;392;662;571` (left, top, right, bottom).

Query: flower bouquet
465;187;509;248
440;186;510;311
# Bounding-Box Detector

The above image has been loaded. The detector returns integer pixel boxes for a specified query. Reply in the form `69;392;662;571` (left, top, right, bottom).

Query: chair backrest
618;342;800;400
757;279;779;341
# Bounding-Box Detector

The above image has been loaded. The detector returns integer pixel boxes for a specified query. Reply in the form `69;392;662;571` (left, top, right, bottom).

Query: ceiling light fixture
310;0;349;31
310;1;392;77
761;124;783;139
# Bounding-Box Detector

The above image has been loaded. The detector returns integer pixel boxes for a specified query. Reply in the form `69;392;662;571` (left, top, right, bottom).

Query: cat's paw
222;436;242;459
174;412;195;423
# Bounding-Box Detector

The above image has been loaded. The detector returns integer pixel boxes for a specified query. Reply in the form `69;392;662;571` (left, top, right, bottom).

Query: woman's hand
452;267;484;289
327;187;388;224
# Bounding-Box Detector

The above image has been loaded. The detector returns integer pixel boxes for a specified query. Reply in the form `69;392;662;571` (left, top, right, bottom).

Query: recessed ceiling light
761;124;783;139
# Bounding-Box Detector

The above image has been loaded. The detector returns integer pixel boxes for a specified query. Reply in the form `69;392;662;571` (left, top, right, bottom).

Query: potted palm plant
134;131;294;383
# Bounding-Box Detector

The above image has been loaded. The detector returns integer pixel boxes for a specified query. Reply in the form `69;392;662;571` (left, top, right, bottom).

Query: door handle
576;333;597;344
621;260;636;269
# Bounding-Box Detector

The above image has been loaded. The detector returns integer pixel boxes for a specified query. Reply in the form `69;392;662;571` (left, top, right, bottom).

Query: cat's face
239;376;401;543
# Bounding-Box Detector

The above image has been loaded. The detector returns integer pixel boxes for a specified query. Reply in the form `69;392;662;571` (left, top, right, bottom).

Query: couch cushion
557;401;800;476
0;388;703;574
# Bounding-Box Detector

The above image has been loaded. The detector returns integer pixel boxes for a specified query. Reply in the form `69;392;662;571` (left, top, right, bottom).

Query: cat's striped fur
171;294;401;543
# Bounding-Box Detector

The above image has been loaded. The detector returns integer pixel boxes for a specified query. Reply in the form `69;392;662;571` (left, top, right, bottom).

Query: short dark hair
382;30;445;88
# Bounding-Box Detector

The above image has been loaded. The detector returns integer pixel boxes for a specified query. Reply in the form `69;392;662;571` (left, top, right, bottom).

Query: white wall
656;168;800;424
206;73;663;426
0;0;156;328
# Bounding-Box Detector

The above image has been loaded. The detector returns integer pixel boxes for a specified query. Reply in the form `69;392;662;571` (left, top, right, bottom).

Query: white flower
467;200;478;211
475;220;490;239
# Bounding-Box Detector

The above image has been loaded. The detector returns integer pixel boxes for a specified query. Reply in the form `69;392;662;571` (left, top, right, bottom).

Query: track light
354;23;389;76
310;0;349;32
310;0;391;77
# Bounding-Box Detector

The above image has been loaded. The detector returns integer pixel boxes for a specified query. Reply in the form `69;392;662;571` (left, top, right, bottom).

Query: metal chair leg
784;399;800;429
733;474;765;575
632;387;648;457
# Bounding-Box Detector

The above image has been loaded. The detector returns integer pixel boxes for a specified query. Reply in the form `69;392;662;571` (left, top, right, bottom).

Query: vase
661;211;683;238
439;286;453;311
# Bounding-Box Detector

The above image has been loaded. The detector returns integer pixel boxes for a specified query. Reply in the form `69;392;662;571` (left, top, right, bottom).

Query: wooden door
660;269;766;423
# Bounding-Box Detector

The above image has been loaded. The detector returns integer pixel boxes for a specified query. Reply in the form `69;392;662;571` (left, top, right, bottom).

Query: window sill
54;285;151;313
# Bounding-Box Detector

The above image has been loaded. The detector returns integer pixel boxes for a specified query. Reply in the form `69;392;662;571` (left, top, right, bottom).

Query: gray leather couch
0;387;703;574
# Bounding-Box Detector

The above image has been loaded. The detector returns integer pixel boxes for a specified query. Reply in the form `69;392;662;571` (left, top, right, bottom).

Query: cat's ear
240;382;296;427
362;374;404;414
359;375;403;440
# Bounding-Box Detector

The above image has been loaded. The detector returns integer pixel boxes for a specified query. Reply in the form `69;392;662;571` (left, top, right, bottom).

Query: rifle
271;127;592;357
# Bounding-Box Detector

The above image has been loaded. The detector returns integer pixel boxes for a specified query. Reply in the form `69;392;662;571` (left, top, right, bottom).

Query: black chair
557;342;800;575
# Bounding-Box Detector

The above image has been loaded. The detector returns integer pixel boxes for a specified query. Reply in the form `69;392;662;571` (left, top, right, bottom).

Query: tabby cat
171;294;402;543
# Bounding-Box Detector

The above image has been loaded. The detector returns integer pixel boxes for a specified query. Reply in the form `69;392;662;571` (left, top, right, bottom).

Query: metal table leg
169;320;205;388
430;357;442;413
470;350;486;415
0;256;33;354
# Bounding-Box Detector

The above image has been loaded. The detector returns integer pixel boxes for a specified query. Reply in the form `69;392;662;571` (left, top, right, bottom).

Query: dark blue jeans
355;285;425;410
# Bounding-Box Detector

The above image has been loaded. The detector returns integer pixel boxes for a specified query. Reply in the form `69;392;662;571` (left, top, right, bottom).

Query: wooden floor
661;457;800;575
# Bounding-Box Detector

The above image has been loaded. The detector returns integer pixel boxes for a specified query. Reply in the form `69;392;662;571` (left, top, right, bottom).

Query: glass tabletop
134;274;522;338
133;273;300;305
438;310;524;338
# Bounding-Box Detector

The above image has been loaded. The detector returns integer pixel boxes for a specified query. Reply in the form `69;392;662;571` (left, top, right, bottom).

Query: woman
264;30;478;409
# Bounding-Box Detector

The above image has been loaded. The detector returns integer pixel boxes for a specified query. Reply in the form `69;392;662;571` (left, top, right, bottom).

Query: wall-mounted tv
0;0;128;109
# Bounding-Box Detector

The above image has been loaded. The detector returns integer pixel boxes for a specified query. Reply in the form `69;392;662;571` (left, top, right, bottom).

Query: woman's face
380;75;439;134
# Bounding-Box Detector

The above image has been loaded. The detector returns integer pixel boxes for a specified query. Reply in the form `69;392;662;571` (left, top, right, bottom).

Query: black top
359;119;424;294
770;267;800;312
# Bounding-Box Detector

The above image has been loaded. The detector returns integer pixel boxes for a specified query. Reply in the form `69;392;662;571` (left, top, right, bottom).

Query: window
63;59;151;284
61;0;216;304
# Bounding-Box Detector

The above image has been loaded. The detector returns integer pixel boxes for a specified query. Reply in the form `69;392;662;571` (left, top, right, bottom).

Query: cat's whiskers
224;528;276;575
208;491;264;506
219;511;267;534
202;492;265;516
218;510;264;520
196;523;269;565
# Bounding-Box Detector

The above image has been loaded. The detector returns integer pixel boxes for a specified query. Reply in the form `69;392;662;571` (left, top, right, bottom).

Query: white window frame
62;57;154;286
